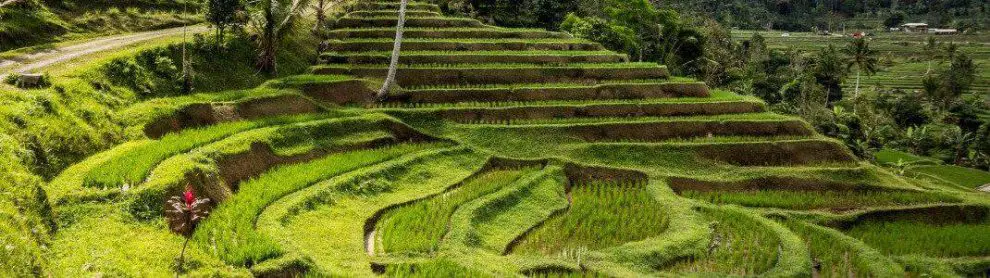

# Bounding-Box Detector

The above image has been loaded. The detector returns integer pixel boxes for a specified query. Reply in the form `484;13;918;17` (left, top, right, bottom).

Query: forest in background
421;0;990;173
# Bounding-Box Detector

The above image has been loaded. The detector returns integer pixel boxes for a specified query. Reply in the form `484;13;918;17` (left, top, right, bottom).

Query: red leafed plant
165;184;210;271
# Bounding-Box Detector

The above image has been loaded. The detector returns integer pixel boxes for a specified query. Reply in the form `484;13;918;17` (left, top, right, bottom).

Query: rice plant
192;143;440;266
384;260;491;277
82;120;260;189
662;209;781;275
781;219;905;277
511;180;669;255
680;189;958;210
525;269;608;278
377;168;533;254
844;219;990;257
469;170;569;251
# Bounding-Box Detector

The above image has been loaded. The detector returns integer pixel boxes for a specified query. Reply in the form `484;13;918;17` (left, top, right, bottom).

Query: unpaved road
0;25;208;80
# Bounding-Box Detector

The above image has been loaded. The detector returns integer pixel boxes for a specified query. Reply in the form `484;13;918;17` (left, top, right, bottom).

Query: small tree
811;45;847;105
207;0;242;46
841;38;878;102
376;0;408;100
312;0;338;34
165;185;211;272
250;0;311;75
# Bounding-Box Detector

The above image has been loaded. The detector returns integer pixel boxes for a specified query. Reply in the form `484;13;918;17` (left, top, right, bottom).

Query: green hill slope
34;1;990;277
0;0;201;51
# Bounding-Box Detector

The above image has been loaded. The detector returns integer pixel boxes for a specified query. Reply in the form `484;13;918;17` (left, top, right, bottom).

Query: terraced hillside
41;1;990;277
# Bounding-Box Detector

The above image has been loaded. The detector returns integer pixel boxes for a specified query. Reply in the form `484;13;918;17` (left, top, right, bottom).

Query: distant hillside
656;0;989;32
0;0;202;51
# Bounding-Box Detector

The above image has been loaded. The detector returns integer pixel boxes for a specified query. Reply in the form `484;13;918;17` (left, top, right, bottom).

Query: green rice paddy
28;0;990;276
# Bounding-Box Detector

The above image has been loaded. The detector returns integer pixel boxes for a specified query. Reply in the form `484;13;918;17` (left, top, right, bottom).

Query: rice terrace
1;0;989;277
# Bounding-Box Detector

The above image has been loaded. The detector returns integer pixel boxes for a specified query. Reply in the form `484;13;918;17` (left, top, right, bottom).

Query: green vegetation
781;219;905;277
680;189;957;210
512;180;669;254
378;168;532;254
7;0;990;276
664;208;784;275
845;219;990;257
195;143;441;266
0;0;202;51
468;169;569;252
384;260;492;277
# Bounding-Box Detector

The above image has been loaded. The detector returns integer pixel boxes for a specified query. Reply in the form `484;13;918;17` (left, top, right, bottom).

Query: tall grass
82;120;258;189
844;219;990;257
680;190;957;210
82;114;329;189
781;219;905;277
469;170;568;252
663;209;781;275
385;260;491;277
526;269;608;278
377;169;531;254
193;143;441;266
511;181;669;255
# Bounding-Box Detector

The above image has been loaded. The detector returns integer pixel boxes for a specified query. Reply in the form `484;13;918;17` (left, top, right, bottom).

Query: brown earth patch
334;17;484;28
325;29;569;39
562;163;648;187
427;101;761;124
323;53;625;65
391;82;708;103
667;176;868;193
828;204;990;229
348;3;441;12
299;79;376;106
144;94;322;139
689;140;857;166
542;120;812;142
345;10;440;18
314;67;668;86
326;41;604;52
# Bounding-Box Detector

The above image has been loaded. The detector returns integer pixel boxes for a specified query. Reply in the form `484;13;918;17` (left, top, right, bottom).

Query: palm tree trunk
855;68;861;100
257;2;278;75
376;0;408;100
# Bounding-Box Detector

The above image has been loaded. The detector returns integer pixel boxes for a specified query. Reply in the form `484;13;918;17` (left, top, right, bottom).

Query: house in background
900;23;928;33
929;28;958;35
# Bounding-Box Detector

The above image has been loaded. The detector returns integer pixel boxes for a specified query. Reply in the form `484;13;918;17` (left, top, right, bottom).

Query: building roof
902;23;929;27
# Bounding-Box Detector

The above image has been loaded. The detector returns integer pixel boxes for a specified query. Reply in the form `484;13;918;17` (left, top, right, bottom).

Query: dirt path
0;25;209;79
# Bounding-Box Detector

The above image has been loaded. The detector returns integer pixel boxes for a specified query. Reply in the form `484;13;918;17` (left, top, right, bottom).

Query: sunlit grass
193;143;441;266
511;180;669;254
384;260;491;277
377;168;532;254
680;189;957;210
663;209;781;275
844;219;990;257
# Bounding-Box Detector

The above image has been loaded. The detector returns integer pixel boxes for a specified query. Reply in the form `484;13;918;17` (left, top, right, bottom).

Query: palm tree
376;0;408;100
251;0;311;75
841;38;878;102
312;0;338;34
